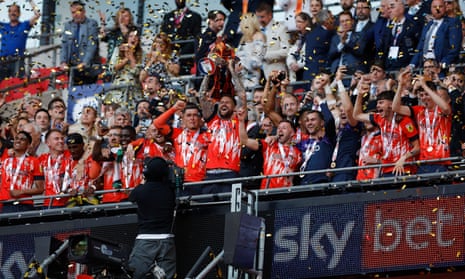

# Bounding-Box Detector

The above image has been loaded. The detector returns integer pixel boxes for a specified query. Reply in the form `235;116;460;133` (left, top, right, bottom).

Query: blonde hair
239;13;262;44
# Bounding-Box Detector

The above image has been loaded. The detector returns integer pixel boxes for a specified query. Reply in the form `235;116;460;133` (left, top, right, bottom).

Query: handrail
1;167;464;222
0;69;67;94
0;155;463;207
184;156;464;187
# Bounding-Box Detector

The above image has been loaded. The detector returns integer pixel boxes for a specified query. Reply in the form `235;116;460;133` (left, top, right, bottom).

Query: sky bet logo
271;204;365;278
362;197;464;269
271;196;464;278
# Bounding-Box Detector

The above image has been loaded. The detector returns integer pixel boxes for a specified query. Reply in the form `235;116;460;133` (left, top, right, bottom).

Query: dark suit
354;20;375;72
405;0;431;29
410;17;462;67
60;17;101;84
328;31;367;74
61;18;100;67
373;16;388;54
161;8;202;74
303;25;334;86
377;17;421;71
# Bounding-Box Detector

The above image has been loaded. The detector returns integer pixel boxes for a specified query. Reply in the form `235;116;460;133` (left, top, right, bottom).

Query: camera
140;118;152;128
272;71;286;85
99;119;108;129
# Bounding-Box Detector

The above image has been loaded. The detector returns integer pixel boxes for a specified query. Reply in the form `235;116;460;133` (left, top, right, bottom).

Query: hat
376;90;395;101
66;133;84;145
143;157;169;181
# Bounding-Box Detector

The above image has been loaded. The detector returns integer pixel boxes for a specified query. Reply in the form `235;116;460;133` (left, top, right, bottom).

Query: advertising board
271;193;465;278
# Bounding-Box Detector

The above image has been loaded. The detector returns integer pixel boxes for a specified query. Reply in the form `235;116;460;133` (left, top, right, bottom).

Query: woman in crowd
108;26;143;106
287;12;312;82
99;7;137;63
139;32;181;83
235;13;266;92
446;0;463;19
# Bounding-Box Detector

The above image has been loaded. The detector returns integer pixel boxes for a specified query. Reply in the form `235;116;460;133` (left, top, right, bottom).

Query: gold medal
330;162;336;168
427;146;433;152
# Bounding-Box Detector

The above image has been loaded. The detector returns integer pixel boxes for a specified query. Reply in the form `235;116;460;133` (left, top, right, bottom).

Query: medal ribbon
123;155;133;189
382;113;397;159
424;105;438;147
47;154;63;194
278;143;294;170
331;130;342;166
361;131;376;159
9;154;26;191
61;161;71;192
300;139;318;173
181;129;200;168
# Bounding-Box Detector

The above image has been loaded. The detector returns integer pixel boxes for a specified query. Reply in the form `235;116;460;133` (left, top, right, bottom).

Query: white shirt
425;19;443;59
355;19;369;33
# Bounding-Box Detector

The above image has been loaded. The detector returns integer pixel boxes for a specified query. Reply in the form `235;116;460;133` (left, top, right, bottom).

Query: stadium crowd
1;0;465;212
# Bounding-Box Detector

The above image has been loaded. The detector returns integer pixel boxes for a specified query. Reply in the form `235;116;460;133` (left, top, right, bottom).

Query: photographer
128;156;176;279
134;100;153;139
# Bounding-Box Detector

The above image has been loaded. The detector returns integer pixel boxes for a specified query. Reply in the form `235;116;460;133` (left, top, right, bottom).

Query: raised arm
352;78;372;123
198;75;216;120
263;72;284;127
29;0;41;26
228;60;247;111
392;68;412;117
238;107;259;151
154;100;186;127
335;67;358;127
420;76;452;115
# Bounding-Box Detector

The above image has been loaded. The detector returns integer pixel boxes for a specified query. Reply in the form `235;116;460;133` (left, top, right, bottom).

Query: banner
272;194;465;278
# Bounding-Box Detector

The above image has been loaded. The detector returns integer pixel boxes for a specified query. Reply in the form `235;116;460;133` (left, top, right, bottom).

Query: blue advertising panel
0;234;35;279
272;203;365;278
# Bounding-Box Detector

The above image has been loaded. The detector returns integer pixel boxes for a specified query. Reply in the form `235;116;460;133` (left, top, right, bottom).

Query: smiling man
354;89;420;177
201;95;243;193
297;110;334;185
0;2;40;79
0;131;44;212
154;100;210;195
239;108;301;189
39;129;72;208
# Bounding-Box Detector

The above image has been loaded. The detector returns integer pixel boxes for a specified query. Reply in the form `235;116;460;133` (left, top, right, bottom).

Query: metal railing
0;155;463;211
